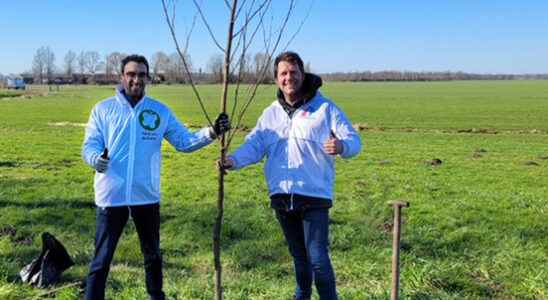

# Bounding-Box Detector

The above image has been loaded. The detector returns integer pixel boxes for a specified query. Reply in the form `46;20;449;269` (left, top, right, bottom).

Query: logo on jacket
139;110;161;131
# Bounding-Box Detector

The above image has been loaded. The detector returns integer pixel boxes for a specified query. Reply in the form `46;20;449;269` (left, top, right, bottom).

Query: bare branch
228;25;245;66
228;1;270;79
192;0;226;53
183;6;200;55
232;0;271;38
234;0;251;23
161;0;213;126
282;0;315;50
170;0;177;31
227;0;298;145
230;10;250;122
260;9;275;52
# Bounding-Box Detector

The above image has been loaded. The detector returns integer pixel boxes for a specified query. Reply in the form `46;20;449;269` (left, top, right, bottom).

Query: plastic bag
20;232;74;287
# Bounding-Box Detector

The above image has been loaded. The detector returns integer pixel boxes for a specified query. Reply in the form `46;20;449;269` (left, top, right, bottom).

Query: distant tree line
22;46;282;85
7;46;548;85
319;71;548;82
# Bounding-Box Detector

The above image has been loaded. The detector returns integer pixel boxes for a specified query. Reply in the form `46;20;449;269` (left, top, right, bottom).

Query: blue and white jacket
229;84;361;201
82;86;213;207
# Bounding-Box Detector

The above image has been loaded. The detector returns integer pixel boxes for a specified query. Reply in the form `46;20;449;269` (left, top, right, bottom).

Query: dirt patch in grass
523;160;540;166
0;225;17;237
472;148;488;158
14;236;34;246
457;128;499;134
425;158;443;166
0;160;19;168
353;123;385;132
47;122;86;127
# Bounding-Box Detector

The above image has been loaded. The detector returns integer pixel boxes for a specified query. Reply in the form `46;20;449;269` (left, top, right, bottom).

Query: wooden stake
388;200;409;300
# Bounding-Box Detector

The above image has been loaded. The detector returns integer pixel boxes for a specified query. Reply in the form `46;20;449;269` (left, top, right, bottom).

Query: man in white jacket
221;51;361;300
82;54;229;300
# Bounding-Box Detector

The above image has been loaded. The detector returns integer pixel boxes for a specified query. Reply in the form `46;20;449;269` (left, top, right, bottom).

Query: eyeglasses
123;71;148;79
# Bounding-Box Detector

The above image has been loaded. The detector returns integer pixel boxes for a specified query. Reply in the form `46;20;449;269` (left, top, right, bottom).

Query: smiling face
276;60;304;104
121;61;148;102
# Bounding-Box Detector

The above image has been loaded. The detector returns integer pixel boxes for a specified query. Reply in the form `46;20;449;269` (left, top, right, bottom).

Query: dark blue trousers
275;207;338;300
85;203;165;300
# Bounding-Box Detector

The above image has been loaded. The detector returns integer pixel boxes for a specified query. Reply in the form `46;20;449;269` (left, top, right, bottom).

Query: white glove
95;156;109;173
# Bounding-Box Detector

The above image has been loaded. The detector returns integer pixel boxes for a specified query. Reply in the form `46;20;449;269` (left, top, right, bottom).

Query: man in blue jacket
82;54;229;300
220;51;361;300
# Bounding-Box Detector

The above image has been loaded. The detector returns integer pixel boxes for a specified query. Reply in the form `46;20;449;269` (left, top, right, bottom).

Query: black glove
212;113;231;137
95;149;109;173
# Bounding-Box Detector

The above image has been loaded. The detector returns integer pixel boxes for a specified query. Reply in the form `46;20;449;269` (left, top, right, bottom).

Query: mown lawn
0;81;546;299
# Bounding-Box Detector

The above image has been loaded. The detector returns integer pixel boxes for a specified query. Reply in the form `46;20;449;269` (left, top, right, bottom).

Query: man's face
121;61;148;101
276;61;304;101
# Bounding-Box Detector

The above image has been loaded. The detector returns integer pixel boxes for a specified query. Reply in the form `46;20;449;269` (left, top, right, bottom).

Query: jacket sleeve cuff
85;151;100;170
199;127;214;143
208;126;217;139
340;140;353;158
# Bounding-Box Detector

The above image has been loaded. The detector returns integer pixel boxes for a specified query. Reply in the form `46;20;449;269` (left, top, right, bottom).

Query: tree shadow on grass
161;199;287;272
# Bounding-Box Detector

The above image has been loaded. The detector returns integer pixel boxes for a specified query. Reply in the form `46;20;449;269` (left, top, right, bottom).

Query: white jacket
229;92;361;200
82;86;213;207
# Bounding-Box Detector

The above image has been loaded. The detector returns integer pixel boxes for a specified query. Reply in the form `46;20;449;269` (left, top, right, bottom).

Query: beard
126;83;144;100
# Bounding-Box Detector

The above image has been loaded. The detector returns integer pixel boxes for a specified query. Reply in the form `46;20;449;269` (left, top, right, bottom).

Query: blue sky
1;1;547;75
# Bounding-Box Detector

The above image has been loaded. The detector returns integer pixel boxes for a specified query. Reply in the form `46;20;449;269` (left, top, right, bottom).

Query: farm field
0;81;547;299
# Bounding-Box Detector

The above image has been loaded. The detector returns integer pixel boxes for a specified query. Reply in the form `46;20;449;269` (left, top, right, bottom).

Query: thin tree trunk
214;1;238;299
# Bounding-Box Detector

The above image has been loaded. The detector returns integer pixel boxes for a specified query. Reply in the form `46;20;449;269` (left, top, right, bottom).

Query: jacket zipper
287;104;304;211
287;108;293;210
125;106;137;205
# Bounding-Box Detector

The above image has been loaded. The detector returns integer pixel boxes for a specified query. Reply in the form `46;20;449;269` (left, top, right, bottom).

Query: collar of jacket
277;73;323;116
115;84;146;108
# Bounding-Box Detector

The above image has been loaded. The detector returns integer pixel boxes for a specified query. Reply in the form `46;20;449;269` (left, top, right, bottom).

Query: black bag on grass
20;232;74;287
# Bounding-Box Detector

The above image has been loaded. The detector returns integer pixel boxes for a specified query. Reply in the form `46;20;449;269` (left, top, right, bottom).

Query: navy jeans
85;203;165;300
275;207;338;300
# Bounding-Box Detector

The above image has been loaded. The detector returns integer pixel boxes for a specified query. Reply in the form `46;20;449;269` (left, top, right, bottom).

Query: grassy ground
0;81;546;299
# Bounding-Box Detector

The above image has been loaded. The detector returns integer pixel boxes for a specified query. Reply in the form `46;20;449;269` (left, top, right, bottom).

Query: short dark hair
120;54;150;76
273;51;304;78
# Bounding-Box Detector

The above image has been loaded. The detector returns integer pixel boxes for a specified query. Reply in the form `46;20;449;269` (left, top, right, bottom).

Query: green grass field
0;81;547;299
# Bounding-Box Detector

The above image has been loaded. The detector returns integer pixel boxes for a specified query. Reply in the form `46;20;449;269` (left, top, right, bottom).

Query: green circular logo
139;109;161;131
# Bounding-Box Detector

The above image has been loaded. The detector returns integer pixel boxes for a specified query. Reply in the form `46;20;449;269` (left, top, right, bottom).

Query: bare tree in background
105;52;126;82
207;53;224;83
150;51;170;82
32;46;56;84
161;0;312;298
64;50;77;78
77;51;86;74
77;51;87;83
167;52;192;83
253;52;272;83
85;51;104;82
239;53;253;83
32;50;46;84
